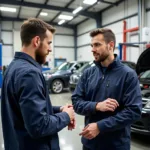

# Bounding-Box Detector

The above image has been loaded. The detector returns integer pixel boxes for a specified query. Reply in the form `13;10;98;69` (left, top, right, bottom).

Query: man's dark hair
90;28;116;50
21;18;56;46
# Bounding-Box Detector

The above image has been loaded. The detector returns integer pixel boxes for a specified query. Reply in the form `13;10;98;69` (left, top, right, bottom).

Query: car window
77;62;95;73
57;62;74;70
74;62;87;70
140;70;150;79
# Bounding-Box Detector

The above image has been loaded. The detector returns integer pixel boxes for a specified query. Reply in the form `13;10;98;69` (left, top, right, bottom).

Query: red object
146;44;150;48
143;85;149;89
123;21;139;60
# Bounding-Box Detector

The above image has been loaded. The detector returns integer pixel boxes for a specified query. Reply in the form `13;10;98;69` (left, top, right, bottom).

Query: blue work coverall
72;56;142;150
1;52;70;150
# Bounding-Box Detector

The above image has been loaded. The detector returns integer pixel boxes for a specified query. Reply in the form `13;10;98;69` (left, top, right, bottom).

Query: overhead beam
0;16;75;29
1;0;96;18
99;0;117;5
17;0;24;18
76;18;89;26
36;0;49;18
66;1;97;25
50;0;75;23
100;0;126;13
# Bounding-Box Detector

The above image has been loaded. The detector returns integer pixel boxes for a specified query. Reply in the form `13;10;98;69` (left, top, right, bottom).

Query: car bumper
131;109;150;135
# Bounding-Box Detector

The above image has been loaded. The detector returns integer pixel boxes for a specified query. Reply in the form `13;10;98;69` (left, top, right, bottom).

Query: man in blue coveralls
72;28;142;150
1;18;75;150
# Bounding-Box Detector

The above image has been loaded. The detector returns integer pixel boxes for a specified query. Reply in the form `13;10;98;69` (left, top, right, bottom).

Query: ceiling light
40;12;48;16
58;15;73;20
58;20;65;25
73;6;83;14
83;0;97;5
0;7;16;12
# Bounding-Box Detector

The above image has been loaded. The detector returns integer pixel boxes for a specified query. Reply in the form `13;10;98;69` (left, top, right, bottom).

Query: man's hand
68;118;76;130
60;104;73;112
79;123;100;139
96;98;119;112
62;104;76;130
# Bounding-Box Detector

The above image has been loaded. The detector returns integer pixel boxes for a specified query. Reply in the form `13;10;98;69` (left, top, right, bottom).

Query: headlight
43;73;52;79
144;101;150;109
140;83;143;88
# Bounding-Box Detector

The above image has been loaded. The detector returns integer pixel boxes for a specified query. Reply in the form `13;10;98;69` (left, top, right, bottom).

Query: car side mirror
71;68;76;73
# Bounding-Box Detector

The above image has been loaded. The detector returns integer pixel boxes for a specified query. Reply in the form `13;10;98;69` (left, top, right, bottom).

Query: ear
108;41;114;51
33;36;40;48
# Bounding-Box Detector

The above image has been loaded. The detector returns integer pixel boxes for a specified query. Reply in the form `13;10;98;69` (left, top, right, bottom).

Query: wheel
51;79;63;94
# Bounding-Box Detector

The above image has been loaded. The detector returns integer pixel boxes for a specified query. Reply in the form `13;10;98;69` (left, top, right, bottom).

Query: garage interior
0;0;150;150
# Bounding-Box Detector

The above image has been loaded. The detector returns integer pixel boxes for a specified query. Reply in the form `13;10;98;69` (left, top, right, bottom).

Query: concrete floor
0;90;150;150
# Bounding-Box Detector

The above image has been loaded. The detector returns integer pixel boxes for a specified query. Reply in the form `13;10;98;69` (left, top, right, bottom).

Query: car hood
136;47;150;75
52;70;71;75
72;71;82;77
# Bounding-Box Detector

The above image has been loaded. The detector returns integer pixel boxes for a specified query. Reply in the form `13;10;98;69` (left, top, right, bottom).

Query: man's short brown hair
90;28;116;50
21;18;56;46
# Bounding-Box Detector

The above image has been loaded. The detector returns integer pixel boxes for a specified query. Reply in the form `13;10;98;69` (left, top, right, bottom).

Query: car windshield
140;70;150;79
77;62;94;73
56;62;74;71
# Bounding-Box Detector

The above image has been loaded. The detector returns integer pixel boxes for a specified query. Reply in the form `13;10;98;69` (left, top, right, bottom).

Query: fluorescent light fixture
0;7;16;12
58;20;65;25
58;15;73;20
83;0;97;5
40;12;48;16
73;6;83;14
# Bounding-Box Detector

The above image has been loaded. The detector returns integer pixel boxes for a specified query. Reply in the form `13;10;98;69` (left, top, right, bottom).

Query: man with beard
72;28;142;150
1;18;75;150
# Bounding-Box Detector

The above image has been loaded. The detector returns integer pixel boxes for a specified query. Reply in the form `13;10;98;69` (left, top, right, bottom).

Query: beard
93;46;109;63
35;43;47;65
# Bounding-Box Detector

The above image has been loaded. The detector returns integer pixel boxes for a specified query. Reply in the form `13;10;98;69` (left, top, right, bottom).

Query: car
131;47;150;135
121;60;136;70
131;89;150;135
69;61;95;91
139;70;150;90
42;61;88;93
69;60;136;92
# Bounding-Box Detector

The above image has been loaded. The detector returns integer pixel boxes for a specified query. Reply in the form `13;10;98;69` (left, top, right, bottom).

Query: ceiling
0;0;124;29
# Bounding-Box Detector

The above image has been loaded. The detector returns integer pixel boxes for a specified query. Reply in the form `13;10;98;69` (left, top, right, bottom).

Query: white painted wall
54;48;74;61
2;46;13;65
1;21;13;66
2;0;150;66
77;33;91;46
54;35;74;47
77;19;96;61
76;0;141;63
77;19;96;35
53;26;74;68
1;21;75;69
102;0;138;26
77;46;93;61
104;15;139;62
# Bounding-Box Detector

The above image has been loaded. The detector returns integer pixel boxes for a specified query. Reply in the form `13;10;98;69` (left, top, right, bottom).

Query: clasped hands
60;104;76;130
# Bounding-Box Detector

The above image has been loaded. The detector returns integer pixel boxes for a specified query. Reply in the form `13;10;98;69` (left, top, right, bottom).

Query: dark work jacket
1;52;70;150
72;55;142;150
